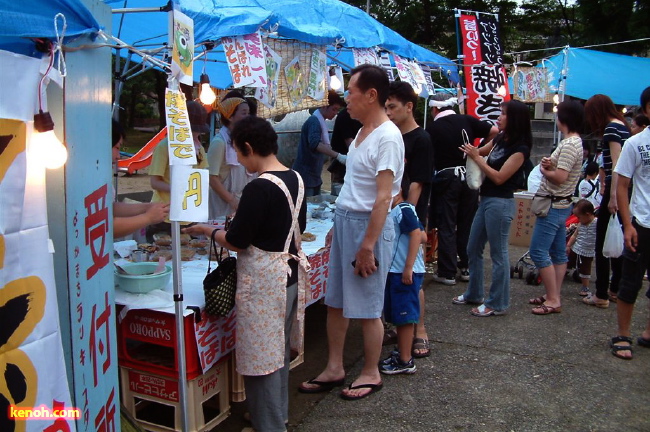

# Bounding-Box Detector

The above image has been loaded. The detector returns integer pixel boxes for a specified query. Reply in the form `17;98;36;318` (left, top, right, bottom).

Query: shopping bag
462;129;485;190
203;229;237;316
602;214;624;258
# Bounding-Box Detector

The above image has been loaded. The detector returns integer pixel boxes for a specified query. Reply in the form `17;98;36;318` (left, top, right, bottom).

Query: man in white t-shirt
610;86;650;360
299;64;404;400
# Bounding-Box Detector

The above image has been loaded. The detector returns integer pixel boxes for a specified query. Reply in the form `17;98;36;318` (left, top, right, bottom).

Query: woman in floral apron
185;116;308;432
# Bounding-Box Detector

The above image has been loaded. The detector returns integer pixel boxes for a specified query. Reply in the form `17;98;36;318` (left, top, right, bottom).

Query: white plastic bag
602;214;624;258
462;128;485;190
465;157;485;190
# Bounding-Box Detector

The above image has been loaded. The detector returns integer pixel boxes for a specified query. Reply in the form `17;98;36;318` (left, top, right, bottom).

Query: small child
578;161;601;209
380;192;427;375
566;199;598;296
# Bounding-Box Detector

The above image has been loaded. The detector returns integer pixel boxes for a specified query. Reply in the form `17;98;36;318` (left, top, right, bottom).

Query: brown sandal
528;296;546;305
531;304;562;315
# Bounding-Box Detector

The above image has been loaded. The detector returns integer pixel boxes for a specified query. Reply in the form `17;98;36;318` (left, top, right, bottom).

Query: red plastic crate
120;356;230;431
116;306;202;379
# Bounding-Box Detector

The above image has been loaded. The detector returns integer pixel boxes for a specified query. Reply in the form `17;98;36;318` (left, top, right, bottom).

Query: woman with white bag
452;100;532;316
583;94;631;307
528;100;585;315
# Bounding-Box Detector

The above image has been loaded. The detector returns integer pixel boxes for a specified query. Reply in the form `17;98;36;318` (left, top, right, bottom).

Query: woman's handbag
203;229;237;317
531;193;573;218
463;129;485;190
602;214;624;258
531;193;553;217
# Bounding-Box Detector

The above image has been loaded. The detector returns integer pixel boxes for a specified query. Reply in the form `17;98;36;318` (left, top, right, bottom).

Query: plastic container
115;262;172;294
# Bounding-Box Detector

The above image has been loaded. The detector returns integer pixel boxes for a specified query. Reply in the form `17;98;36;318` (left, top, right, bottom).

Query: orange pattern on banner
0;276;46;432
0;120;26;183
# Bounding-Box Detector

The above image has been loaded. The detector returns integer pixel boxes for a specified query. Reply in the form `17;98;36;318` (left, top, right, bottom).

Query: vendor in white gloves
293;90;346;197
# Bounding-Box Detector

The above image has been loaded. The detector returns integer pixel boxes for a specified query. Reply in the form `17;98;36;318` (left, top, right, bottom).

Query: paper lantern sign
164;89;197;166
513;67;552;103
170;166;209;222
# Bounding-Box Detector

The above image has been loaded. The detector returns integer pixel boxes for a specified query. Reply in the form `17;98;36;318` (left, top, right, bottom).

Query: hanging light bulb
329;67;342;90
497;85;507;97
199;73;217;105
32;111;67;169
553;94;560;105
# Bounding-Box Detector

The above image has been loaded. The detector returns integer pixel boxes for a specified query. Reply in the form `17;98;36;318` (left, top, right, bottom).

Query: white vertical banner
306;48;327;100
352;48;379;66
164;89;197;166
255;45;283;108
170;166;209;222
170;10;194;86
222;35;256;88
240;31;267;88
393;54;418;89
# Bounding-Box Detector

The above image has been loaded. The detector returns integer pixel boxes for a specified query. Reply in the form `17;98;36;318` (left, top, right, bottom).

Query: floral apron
235;172;310;376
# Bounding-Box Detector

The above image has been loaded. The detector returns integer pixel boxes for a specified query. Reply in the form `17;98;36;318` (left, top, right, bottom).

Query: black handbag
203;229;237;317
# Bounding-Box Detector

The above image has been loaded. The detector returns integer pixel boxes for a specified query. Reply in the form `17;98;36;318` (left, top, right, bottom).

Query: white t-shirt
578;178;602;208
336;121;404;212
614;127;650;228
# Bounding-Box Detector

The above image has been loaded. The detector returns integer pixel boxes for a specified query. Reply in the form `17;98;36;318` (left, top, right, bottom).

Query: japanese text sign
513;67;552;103
170;165;209;222
379;52;395;81
353;48;379;66
222;33;267;88
307;48;327;100
255;45;283;108
164;89;197;166
459;13;510;125
170;10;194;86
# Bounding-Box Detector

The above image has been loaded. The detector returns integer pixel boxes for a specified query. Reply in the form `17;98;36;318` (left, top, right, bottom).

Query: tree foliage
341;0;649;63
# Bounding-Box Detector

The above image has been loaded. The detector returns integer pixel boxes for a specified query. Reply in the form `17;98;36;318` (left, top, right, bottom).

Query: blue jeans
463;197;515;312
530;206;572;269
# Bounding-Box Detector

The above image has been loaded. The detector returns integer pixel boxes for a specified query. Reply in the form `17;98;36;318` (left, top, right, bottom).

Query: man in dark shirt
328;107;362;195
426;93;498;285
385;81;433;357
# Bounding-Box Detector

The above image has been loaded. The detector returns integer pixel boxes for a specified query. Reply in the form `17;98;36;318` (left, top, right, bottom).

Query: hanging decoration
170;9;194;86
352;47;379;66
255;44;283;108
512;67;552;103
306;48;327;100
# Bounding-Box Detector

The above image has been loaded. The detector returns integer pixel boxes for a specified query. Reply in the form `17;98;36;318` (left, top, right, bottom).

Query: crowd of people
113;71;650;429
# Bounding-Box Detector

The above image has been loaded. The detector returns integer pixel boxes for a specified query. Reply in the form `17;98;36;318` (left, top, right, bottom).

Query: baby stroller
510;213;579;285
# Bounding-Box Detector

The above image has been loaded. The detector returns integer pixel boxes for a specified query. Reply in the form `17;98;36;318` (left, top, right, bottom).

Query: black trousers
430;170;479;278
594;187;622;300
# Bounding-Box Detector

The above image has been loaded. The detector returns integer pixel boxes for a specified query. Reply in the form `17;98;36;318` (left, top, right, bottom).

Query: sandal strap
611;335;633;345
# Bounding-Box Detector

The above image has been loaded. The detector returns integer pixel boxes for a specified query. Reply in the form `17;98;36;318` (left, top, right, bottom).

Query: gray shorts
324;207;395;319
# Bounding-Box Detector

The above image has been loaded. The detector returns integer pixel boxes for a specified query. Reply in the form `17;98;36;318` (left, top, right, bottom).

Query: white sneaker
459;268;470;282
433;273;456;286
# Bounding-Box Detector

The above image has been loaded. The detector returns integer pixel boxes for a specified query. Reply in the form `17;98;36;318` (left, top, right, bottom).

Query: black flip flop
298;377;345;394
340;381;383;401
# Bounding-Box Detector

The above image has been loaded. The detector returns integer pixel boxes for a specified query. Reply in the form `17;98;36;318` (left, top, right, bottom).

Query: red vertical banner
459;13;510;125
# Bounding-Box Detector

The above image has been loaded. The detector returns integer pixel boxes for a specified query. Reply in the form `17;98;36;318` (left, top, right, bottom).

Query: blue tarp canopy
107;0;458;87
0;0;100;56
543;47;650;106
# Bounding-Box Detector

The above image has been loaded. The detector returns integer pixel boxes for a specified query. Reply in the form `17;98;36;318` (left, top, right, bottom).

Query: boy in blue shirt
381;192;427;374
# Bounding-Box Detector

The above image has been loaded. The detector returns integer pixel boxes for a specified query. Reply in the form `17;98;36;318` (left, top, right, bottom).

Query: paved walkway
218;245;650;432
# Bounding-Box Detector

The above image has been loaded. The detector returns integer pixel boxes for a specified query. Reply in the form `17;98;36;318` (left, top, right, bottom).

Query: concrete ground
216;244;650;432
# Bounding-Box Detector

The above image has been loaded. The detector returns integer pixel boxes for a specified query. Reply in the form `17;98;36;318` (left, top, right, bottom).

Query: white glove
336;153;347;165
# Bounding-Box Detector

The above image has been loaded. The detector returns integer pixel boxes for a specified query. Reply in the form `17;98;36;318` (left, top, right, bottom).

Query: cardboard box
510;192;536;247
